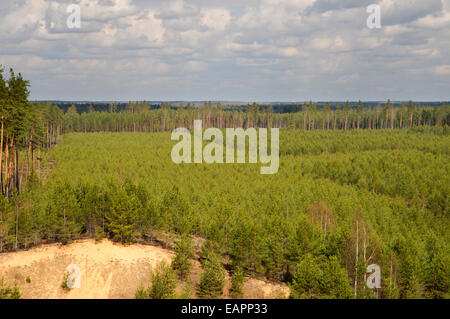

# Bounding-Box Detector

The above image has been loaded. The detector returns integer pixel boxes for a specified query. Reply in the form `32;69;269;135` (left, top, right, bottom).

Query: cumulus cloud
435;65;450;75
307;0;375;13
380;0;443;25
0;0;449;101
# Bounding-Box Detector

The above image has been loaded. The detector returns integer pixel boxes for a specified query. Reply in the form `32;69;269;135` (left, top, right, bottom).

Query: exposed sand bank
0;239;289;299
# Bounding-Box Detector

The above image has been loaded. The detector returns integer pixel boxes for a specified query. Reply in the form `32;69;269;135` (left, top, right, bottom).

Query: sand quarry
0;239;289;299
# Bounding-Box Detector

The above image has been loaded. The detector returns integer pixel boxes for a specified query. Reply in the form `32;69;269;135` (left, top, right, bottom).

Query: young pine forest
0;67;449;299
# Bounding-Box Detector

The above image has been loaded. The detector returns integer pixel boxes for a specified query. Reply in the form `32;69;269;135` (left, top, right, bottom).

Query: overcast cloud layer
0;0;449;101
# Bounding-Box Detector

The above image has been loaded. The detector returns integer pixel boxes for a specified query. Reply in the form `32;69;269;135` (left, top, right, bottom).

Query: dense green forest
1;66;448;198
0;68;449;299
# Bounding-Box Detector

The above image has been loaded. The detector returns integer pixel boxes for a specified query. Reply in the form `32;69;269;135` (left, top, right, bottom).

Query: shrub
61;272;71;291
148;262;177;299
0;278;21;299
95;226;104;243
134;285;148;299
171;235;195;279
230;266;244;298
290;254;352;299
198;254;226;299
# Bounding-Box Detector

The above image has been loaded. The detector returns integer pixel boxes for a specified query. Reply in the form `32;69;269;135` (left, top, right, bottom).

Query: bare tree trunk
0;120;3;195
31;131;35;175
4;138;8;197
15;146;19;193
354;220;359;298
38;147;41;179
26;137;30;182
5;136;10;197
15;196;19;250
389;252;393;296
391;107;395;129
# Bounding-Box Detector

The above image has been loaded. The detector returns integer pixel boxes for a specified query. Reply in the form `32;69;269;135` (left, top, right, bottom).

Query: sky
0;0;449;101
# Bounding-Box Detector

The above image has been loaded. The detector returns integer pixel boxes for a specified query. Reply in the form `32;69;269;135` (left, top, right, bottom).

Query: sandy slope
0;239;172;299
0;239;289;299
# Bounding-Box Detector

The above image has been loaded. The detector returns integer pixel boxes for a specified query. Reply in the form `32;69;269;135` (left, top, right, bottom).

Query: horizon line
31;99;450;104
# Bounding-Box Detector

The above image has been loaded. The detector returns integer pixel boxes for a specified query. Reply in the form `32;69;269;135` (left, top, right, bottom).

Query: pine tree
198;253;226;299
0;66;8;196
290;253;322;298
171;234;195;279
106;185;140;244
149;262;177;299
230;266;244;298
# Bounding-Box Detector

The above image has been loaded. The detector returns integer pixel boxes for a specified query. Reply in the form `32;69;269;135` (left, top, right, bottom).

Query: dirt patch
242;278;290;299
0;239;289;299
0;239;172;299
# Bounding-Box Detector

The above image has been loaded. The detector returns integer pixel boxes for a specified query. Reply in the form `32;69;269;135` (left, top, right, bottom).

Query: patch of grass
0;277;22;299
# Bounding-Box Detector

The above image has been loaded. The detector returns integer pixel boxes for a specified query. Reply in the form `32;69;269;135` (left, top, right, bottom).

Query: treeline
0;67;63;198
59;100;449;133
